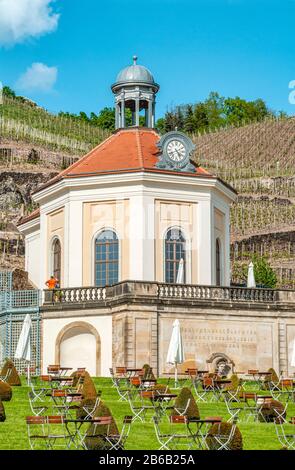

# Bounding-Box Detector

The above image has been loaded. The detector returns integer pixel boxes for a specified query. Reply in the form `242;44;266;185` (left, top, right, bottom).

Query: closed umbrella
176;258;184;284
15;313;32;384
166;319;184;387
291;339;295;368
247;262;256;288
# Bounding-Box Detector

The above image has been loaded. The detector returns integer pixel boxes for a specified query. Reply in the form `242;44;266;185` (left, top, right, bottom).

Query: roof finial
133;55;138;65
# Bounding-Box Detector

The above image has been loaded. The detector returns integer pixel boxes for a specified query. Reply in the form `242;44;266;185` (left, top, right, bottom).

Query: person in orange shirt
45;276;59;289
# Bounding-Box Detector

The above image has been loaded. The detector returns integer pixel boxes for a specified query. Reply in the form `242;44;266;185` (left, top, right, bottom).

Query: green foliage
225;374;240;391
84;401;119;450
71;370;97;399
142;364;155;380
0;359;21;386
258;399;285;423
252;256;277;288
3;86;16;98
0;380;12;401
160;91;273;135
0;400;5;422
206;421;243;450
27;148;40;164
172;387;200;420
234;255;277;288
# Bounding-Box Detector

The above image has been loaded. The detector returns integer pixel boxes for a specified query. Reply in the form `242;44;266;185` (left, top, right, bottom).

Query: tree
184;105;195;133
246;255;277;288
204;92;225;128
95;107;116;131
193;103;209;131
2;86;16;98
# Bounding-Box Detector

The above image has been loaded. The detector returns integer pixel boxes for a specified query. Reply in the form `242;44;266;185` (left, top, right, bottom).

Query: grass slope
0;377;294;450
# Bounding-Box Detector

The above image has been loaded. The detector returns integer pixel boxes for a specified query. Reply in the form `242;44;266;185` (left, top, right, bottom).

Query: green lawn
0;378;294;450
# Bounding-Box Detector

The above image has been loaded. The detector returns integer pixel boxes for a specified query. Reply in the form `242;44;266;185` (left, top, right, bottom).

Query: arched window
95;230;119;287
52;238;61;283
216;239;221;286
165;228;186;283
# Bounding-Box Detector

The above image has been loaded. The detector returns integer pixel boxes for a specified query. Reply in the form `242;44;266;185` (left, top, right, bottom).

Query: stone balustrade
157;284;278;302
42;281;292;306
44;286;106;304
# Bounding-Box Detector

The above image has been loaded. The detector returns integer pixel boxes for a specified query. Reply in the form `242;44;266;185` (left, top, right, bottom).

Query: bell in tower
111;56;159;129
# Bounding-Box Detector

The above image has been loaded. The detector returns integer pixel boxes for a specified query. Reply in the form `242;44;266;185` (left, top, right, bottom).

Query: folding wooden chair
224;395;242;423
208;419;238;450
26;415;71;450
127;390;155;422
81;391;102;419
174;398;191;417
114;377;130;402
104;416;133;450
51;390;81;418
0;366;12;383
240;392;258;422
84;416;113;450
28;391;49;416
153;415;193;450
274;417;295;450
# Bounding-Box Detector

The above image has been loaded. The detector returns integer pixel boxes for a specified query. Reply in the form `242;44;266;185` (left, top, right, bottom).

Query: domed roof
112;56;158;89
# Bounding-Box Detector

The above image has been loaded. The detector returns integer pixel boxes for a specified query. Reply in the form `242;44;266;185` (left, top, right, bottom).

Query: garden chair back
105;415;133;450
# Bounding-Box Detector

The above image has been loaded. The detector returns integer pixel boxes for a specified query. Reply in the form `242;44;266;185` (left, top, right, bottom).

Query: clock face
166;140;186;162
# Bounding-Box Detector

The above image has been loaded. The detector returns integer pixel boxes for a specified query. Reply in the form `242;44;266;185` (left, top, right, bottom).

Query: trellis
0;271;41;373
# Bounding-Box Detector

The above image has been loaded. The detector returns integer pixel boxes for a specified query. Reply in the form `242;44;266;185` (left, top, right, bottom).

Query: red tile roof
17;208;40;226
34;128;213;194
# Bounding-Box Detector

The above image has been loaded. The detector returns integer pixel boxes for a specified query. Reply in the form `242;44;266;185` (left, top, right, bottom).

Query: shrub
263;368;279;390
27;148;40;164
206;422;243;450
225;374;240;391
0;401;5;422
0;359;21;386
71;370;97;399
0;381;12;401
172;387;200;420
258;399;285;423
153;383;171;394
84;401;119;450
142;364;156;380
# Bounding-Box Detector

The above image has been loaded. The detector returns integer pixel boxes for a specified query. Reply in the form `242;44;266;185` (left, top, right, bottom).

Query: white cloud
16;62;58;92
0;0;59;46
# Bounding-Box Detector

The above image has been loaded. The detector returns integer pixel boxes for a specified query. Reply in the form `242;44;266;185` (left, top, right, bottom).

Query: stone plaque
159;318;273;374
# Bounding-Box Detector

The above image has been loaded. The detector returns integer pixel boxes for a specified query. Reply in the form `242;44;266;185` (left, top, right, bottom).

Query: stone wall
42;282;295;377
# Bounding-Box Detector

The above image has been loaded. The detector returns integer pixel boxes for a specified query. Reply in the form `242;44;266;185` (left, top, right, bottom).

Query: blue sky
0;0;295;119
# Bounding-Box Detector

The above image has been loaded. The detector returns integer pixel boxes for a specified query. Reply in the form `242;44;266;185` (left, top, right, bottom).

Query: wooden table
64;417;110;450
151;393;177;417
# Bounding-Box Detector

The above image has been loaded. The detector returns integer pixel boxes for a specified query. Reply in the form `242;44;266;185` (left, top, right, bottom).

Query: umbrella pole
175;362;177;388
27;362;30;386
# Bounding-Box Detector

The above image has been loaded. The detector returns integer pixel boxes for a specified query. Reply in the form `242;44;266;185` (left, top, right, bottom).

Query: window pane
95;231;119;287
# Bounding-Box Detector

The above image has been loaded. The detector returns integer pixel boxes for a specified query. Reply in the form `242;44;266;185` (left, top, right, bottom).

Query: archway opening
57;323;100;376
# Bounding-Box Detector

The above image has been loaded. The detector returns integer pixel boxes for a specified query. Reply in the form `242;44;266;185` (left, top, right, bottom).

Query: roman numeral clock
156;131;196;173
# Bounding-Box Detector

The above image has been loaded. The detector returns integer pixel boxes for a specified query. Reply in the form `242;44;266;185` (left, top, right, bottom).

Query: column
39;210;48;290
66;200;83;287
115;103;120;129
224;206;231;286
135;98;140;127
197;198;213;285
121;100;125;128
148;100;153;128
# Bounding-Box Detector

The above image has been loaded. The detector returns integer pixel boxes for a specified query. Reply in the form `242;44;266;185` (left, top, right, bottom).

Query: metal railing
0;271;12;292
0;290;41;312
